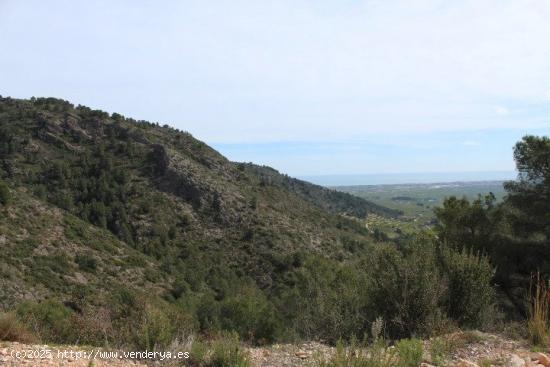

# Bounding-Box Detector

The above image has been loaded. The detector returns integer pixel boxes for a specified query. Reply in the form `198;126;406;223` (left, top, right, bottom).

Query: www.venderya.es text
10;349;190;361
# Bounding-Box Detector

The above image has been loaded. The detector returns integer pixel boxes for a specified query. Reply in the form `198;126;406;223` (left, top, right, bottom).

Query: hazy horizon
299;170;516;186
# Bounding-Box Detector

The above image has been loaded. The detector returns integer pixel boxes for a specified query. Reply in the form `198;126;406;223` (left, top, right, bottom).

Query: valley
337;181;506;222
335;181;506;238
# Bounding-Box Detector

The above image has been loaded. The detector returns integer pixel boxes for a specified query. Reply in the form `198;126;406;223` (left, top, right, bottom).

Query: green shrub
208;332;251;367
132;303;174;350
280;256;369;343
441;248;494;327
429;337;451;366
75;252;97;272
317;338;423;367
218;287;281;344
16;300;75;343
111;294;198;350
188;337;209;365
395;338;423;367
365;239;442;338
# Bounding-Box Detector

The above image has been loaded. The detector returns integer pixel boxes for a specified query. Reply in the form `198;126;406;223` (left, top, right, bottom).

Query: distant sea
299;171;516;186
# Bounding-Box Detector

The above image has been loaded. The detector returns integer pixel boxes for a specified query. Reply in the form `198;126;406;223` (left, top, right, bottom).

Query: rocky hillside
0;96;394;345
1;96;519;353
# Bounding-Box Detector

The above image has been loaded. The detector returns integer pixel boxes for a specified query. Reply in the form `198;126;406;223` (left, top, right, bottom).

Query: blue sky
1;1;549;179
213;127;550;177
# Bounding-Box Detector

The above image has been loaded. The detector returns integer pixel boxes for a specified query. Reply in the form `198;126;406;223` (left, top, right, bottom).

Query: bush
113;295;197;350
317;337;423;367
187;337;209;366
16;300;75;343
75;252;97;272
12;289;198;349
162;333;250;367
395;338;423;367
280;256;369;343
132;303;174;350
71;306;114;346
0;313;36;343
196;293;222;331
365;239;443;338
429;337;451;366
441;248;494;327
218;287;281;344
208;332;251;367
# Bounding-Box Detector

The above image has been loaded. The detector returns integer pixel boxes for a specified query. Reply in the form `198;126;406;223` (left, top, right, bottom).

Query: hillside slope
240;163;402;218
0;96;391;344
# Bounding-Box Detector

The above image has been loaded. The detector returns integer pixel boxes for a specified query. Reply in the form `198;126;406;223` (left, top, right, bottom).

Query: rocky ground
247;332;549;367
1;331;549;366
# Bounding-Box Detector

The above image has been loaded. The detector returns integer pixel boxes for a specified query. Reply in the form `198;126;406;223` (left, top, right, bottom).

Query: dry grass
0;313;37;343
528;273;550;346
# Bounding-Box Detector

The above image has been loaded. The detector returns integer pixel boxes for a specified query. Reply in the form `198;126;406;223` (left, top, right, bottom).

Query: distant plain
335;181;506;237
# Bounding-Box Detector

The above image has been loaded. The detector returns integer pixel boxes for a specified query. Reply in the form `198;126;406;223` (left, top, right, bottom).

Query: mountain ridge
0;96;394;344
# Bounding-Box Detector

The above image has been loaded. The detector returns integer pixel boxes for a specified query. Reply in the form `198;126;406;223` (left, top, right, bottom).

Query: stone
295;351;309;359
535;353;550;367
507;354;525;367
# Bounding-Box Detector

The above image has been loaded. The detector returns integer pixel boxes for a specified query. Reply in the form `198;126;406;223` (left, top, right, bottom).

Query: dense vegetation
434;135;550;319
0;96;544;352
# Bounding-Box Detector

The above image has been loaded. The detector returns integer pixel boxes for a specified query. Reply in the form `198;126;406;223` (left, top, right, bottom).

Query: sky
1;0;549;181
